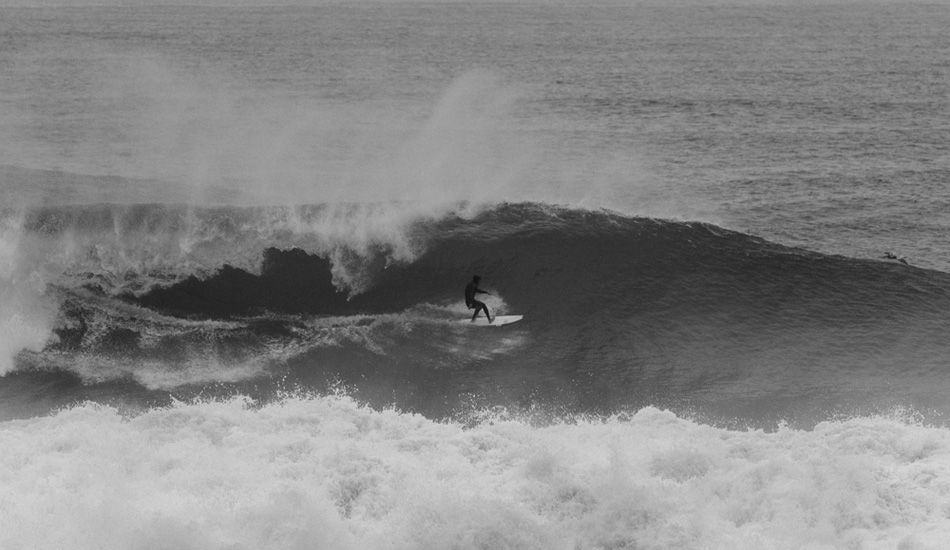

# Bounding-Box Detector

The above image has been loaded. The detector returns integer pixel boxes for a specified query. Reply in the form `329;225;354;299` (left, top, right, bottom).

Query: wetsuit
465;280;491;322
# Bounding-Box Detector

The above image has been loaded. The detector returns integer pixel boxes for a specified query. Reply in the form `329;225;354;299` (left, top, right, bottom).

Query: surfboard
459;315;523;327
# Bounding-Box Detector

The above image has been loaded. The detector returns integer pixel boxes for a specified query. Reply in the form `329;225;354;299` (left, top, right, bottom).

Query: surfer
882;252;909;265
465;275;493;323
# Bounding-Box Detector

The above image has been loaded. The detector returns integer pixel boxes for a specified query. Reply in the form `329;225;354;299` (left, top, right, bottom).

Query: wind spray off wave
2;5;950;549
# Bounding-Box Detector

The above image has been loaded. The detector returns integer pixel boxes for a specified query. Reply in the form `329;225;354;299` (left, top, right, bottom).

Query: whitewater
5;397;950;550
2;2;950;549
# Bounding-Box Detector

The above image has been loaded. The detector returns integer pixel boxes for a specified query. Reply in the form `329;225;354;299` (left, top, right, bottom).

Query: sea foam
2;395;949;550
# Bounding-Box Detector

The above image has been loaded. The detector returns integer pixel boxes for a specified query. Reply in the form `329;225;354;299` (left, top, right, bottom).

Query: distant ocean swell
3;201;950;425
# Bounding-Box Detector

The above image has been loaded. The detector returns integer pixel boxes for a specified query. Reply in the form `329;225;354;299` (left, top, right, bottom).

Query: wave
4;202;950;426
1;394;949;550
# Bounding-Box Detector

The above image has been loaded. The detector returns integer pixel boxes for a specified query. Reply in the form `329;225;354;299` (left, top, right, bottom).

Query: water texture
2;4;950;549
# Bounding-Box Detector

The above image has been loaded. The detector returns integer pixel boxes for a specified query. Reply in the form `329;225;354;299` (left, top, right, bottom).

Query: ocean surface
2;2;950;548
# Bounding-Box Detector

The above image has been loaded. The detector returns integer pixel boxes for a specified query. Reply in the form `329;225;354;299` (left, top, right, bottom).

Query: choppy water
2;3;950;549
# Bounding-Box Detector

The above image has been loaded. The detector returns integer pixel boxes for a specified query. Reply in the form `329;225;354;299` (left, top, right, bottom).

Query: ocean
2;2;950;548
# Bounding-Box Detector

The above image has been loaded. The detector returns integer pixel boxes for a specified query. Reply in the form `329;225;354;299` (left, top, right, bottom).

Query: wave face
4;202;950;426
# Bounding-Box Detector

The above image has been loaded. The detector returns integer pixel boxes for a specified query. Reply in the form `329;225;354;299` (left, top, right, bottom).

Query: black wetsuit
465;281;491;321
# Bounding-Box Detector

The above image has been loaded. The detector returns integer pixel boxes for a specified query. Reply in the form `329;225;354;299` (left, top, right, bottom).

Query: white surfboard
459;315;523;327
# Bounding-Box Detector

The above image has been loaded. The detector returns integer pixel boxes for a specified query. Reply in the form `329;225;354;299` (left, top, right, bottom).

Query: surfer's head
472;275;481;282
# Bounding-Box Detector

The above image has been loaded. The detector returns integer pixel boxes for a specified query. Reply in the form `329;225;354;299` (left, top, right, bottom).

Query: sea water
5;397;950;549
2;2;950;549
